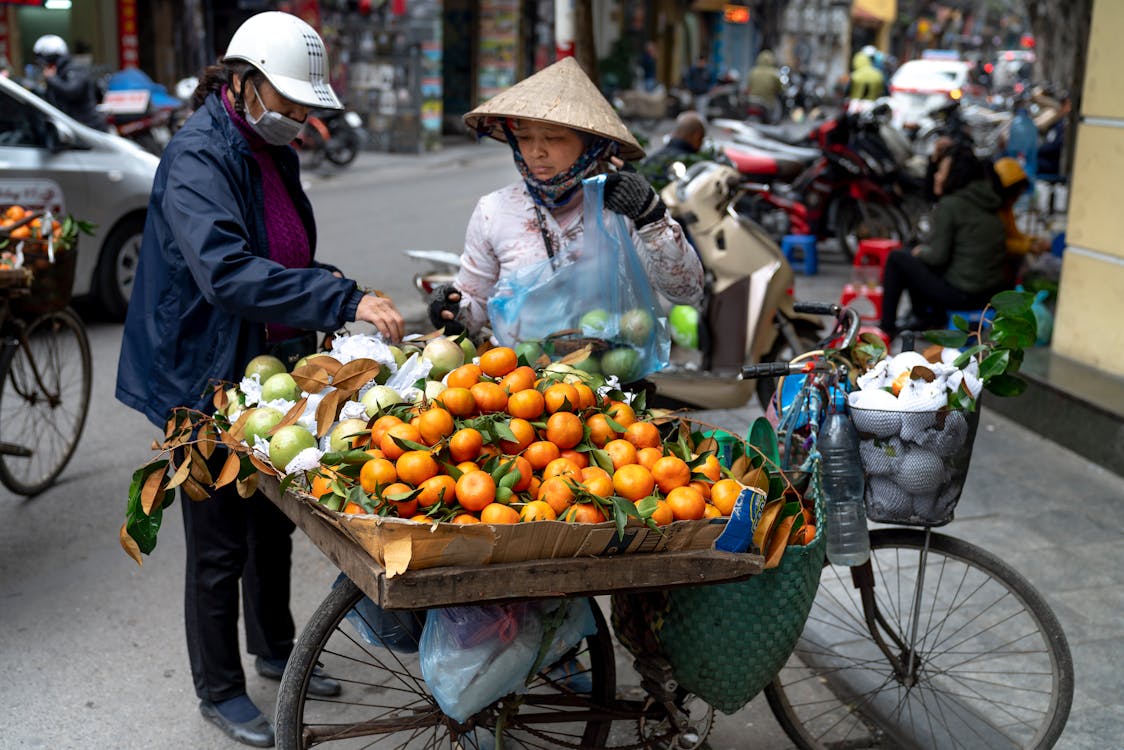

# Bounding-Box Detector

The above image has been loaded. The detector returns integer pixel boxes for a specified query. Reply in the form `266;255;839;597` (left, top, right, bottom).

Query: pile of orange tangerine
307;345;746;527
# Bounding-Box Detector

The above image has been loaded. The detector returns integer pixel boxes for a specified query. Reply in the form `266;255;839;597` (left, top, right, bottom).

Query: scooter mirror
671;161;688;180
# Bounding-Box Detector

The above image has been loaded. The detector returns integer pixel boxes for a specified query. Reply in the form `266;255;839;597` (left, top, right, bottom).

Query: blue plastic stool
781;234;818;275
946;308;996;330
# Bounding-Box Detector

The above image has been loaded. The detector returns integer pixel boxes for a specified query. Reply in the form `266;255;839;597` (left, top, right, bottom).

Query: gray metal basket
850;406;980;526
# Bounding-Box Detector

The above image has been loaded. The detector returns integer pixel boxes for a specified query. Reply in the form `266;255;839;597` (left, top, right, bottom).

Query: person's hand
355;293;404;342
428;284;464;335
603;160;666;228
930;136;954;163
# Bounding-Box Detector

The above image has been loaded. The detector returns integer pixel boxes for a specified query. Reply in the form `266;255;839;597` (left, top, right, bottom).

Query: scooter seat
752;120;822;147
723;145;808;183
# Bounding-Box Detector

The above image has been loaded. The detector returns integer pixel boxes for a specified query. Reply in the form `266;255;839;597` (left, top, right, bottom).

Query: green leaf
748;418;780;468
390;435;430;453
985;373;1029;397
495;486;514;504
278;473;297;496
590;447;615;473
767;473;786;502
979;349;1010;381
922;328;969;348
342;448;374;464
635;496;659;518
609;496;642;538
989;289;1034;314
992;315;1037;349
952;344;985;368
493;420;518;444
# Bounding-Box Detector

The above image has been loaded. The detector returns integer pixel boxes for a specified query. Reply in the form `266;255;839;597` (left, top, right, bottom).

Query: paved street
0;140;1120;749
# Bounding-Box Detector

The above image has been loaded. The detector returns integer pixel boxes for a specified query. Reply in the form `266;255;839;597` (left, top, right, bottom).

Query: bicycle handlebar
742;360;834;380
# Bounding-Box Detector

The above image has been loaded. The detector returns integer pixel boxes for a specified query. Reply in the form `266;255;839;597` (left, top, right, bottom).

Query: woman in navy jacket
116;12;402;747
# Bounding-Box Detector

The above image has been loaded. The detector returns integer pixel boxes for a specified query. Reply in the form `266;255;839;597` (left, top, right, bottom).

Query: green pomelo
268;425;317;473
329;418;370;452
361;385;405;417
261;373;300;402
600;348;642;382
243;407;284;445
245;354;287;382
620;308;655;346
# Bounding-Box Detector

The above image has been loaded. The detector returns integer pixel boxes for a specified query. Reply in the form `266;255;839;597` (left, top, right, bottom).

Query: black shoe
255;655;342;697
199;700;275;748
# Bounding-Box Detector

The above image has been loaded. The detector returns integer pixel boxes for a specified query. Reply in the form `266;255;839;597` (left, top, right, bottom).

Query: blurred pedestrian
746;49;783;119
32;34;108;131
640;111;710;191
116;11;404;748
848;50;886;101
641;41;659;91
685;55;713;110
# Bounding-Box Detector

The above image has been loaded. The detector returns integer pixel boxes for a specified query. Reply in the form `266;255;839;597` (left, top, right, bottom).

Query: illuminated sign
724;5;750;23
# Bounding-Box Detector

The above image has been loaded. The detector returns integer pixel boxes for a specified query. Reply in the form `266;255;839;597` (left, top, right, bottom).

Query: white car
888;59;972;130
0;74;158;319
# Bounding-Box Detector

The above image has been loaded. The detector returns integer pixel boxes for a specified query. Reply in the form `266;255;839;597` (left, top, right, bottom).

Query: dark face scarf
501;121;617;208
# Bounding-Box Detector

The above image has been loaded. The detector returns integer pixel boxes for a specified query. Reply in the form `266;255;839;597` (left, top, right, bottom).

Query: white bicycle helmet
33;34;69;60
223;12;341;110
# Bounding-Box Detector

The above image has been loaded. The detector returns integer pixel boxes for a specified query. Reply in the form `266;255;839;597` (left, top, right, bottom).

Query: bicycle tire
276;578;618;749
0;307;92;496
765;528;1074;750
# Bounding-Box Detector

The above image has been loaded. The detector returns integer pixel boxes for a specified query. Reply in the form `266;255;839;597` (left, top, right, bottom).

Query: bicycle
266;304;1072;749
0;223;92;496
745;303;1074;750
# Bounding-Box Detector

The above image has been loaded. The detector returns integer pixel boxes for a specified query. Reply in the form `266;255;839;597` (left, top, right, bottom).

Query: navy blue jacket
116;92;364;427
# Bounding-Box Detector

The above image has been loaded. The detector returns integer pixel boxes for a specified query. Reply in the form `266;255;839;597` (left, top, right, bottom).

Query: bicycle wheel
0;307;92;495
276;578;617;749
765;528;1074;749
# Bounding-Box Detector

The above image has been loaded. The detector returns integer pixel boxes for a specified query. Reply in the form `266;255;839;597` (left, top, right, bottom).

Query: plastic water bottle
819;411;870;566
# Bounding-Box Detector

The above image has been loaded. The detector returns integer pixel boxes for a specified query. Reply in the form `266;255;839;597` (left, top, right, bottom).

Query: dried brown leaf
227;409;252;442
271;397;308;433
291;364;332;394
330;358;381;392
730;454;751;479
196;422;216;459
120;522;143;566
182;476;210;501
140;469;166;516
214;452;241;489
558;346;592;366
150;439;161;451
236;472;259;498
212;384;229;412
315;389;344;437
248;452;276;476
219;426;243;451
166;453;193;490
696;436;719;456
188;447;214;485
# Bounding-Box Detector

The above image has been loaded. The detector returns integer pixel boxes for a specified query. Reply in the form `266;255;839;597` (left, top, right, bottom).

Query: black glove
427;284;464;335
603;171;666;228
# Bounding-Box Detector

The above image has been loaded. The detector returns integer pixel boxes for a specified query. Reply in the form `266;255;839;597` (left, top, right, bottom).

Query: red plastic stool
853;238;902;276
840;283;884;323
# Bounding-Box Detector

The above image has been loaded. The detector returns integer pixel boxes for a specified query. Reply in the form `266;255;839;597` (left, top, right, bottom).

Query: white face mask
246;82;304;146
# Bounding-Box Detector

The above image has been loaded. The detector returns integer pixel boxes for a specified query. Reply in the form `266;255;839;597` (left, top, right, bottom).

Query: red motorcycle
718;111;911;261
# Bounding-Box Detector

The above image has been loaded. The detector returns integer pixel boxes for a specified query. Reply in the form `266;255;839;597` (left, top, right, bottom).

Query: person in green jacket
746;49;783;119
848;51;885;101
879;144;1008;336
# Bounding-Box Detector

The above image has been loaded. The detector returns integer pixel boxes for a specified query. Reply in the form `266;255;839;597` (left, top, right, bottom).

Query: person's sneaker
199;695;275;747
255;655;342;697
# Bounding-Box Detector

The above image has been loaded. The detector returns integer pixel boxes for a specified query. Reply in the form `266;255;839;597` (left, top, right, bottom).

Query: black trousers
879;250;996;336
181;447;296;702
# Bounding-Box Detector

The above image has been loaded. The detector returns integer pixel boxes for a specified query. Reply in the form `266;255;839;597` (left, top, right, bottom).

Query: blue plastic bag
487;176;670;382
419;599;596;723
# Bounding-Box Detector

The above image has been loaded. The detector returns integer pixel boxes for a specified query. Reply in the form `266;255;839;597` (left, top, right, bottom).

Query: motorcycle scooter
646;161;823;409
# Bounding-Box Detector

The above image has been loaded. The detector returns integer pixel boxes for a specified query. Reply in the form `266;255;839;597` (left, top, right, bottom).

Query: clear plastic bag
419;599;596;723
487;176;670;381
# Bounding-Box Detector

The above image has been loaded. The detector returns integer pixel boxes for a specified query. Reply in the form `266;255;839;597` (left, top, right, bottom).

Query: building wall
1051;0;1124;373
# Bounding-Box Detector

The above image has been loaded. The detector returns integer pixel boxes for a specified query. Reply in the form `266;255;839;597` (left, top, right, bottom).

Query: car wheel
95;214;145;320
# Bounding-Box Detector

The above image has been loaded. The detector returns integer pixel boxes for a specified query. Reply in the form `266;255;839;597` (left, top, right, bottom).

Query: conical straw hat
464;57;645;161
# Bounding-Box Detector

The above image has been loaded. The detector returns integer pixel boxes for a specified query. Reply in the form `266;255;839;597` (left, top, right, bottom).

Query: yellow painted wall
1052;0;1124;372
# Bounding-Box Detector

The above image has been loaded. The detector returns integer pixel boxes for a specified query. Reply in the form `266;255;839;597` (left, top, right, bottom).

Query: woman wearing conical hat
429;58;704;337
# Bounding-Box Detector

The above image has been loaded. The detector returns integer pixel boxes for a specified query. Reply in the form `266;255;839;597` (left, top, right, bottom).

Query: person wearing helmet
32;34;107;131
848;51;886;101
428;57;703;338
992;157;1050;256
116;12;403;747
746;49;783;119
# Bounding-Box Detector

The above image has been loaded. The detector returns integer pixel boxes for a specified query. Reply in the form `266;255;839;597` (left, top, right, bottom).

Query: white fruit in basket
858;438;897;476
894;447;946;494
329;418;370;452
917;410;970;458
361;384;404;416
927;482;963;523
867;476;912;521
889;351;931;377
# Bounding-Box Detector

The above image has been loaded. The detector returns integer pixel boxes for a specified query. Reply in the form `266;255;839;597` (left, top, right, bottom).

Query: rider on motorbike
428;57;702;339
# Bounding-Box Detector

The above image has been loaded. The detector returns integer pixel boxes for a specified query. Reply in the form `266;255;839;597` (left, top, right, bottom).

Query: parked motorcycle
99;68;184;155
295;108;364;167
715;108;912;260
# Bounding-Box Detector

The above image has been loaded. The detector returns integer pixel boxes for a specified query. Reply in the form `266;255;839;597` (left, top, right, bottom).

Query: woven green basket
630;478;826;714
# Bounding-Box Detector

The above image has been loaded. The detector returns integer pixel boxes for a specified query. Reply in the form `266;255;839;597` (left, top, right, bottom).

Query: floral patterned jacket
454;181;704;335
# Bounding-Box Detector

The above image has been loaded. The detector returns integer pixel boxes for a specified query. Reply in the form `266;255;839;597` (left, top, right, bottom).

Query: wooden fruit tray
258;474;763;610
